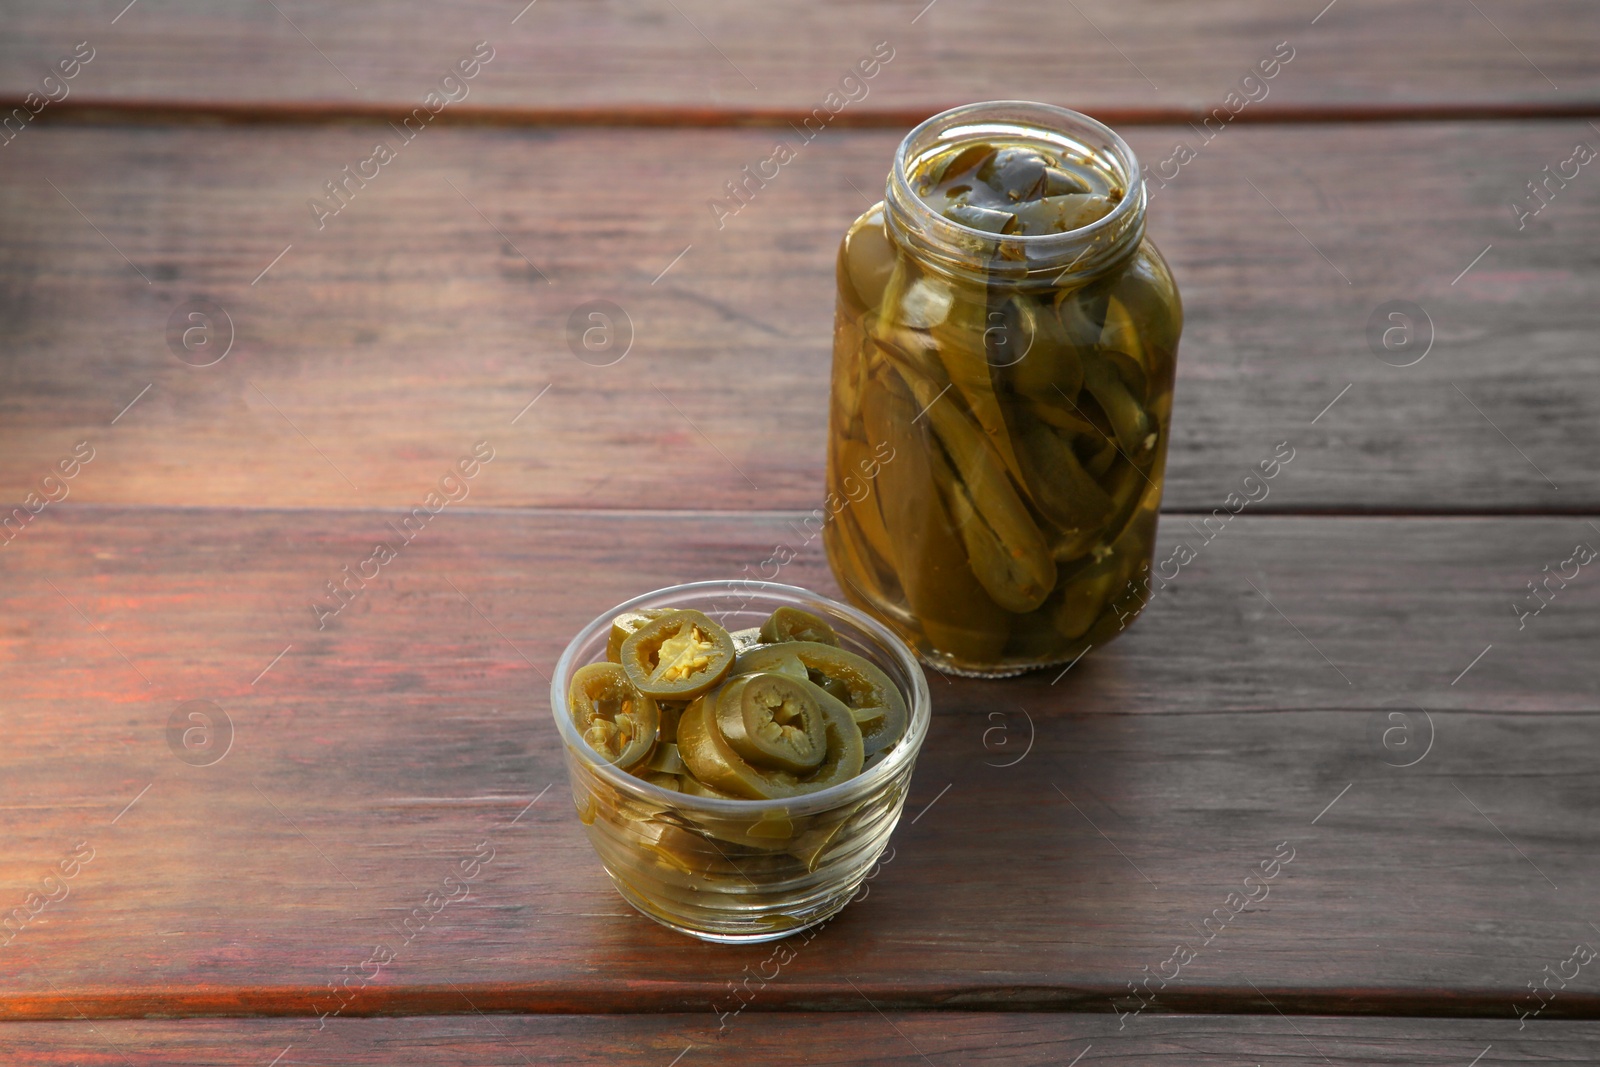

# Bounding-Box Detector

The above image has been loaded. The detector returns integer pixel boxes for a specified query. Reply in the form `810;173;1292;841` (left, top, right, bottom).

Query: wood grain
0;1014;1592;1066
1;121;1597;513
0;1;1596;115
1;508;1597;1020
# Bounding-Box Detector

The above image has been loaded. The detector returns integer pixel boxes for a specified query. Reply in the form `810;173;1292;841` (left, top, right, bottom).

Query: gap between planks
26;503;1600;521
10;98;1600;130
2;985;1599;1022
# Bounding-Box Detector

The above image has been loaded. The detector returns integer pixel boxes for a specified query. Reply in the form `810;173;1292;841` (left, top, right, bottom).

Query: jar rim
885;100;1146;283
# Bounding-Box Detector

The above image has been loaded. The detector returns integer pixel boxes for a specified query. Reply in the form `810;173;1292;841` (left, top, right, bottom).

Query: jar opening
885;101;1146;286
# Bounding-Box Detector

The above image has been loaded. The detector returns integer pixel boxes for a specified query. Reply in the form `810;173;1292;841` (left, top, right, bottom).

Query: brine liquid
823;149;1180;675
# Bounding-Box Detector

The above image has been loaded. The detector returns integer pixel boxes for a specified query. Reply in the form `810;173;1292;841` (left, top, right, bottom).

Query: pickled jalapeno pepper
823;101;1182;675
619;609;737;701
714;673;832;774
759;605;840;646
735;641;908;758
678;680;863;800
561;596;923;936
569;662;659;772
571;605;908;799
607;608;668;663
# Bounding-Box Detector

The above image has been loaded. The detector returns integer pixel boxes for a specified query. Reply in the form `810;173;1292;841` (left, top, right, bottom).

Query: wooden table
3;2;1599;1062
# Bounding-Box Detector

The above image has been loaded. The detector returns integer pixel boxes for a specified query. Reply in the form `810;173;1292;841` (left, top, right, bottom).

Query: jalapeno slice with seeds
792;697;867;794
678;682;865;800
677;693;800;800
606;608;669;663
714;672;831;774
620;609;736;701
758;606;839;646
736;641;908;758
568;662;659;771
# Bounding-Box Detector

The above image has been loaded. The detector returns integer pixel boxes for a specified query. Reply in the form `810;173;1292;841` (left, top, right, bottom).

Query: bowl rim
549;580;933;816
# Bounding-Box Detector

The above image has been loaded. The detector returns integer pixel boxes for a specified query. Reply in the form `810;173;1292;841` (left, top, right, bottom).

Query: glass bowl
550;580;932;943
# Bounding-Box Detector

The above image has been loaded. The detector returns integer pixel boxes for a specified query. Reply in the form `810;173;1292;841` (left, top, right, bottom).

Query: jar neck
883;101;1146;287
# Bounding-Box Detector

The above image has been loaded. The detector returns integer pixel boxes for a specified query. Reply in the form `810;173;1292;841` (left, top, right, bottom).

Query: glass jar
551;581;931;943
824;101;1182;677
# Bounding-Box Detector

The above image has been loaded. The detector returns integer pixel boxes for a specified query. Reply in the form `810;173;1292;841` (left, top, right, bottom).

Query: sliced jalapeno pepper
788;813;855;872
656;700;687;745
620;609;736;701
945;203;1018;233
632;819;739;877
1009;193;1114;234
686;804;811;853
749;648;811;682
605;608;669;663
675;773;743;801
645;742;686;776
736;642;908;758
791;697;865;795
727;627;765;655
677;693;800;800
680;675;866;799
568;662;659;771
714;672;832;774
758;606;839;646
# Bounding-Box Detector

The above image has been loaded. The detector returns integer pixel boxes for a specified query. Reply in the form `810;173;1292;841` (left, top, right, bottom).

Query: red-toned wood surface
1;509;1596;1022
0;1015;1594;1066
3;2;1598;1061
1;0;1597;115
1;122;1597;512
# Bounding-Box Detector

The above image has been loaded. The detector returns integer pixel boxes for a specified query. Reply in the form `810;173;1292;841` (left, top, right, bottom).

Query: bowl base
609;878;850;944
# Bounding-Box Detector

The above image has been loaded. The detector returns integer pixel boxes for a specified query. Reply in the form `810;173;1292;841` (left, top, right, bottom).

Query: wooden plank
1;121;1597;513
0;1014;1593;1066
1;1;1597;116
1;508;1597;1019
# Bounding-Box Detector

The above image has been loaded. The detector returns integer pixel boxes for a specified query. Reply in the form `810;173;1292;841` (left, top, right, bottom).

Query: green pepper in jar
861;369;1010;663
914;141;1120;237
842;205;897;311
1008;417;1114;536
824;104;1183;675
620;609;737;701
